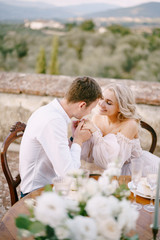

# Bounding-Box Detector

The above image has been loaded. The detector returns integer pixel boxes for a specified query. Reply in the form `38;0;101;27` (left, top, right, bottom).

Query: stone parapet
0;72;160;105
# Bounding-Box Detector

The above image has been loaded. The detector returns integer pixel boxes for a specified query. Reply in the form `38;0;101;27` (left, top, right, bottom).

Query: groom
19;76;102;196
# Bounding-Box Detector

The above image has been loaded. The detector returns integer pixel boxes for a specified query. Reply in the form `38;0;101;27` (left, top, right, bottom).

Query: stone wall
0;72;160;156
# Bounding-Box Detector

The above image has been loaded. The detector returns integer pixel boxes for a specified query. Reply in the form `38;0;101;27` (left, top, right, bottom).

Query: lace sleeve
116;133;142;167
81;129;103;163
81;138;94;163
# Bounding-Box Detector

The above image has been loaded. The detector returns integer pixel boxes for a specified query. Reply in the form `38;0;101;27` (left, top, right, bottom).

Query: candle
153;163;160;230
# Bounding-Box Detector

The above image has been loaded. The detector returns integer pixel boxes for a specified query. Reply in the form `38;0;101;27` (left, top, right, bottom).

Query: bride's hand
71;120;81;136
82;119;97;134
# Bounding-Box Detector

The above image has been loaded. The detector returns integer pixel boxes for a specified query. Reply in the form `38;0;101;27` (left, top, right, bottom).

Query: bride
79;82;160;175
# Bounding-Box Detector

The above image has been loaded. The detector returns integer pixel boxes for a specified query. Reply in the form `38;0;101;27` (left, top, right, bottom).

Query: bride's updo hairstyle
105;83;141;121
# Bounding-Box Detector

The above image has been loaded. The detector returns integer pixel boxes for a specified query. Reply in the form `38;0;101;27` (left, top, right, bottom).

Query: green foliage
113;184;130;200
1;23;160;82
152;28;160;37
15;214;32;229
78;202;88;216
15;40;28;58
15;214;59;240
80;20;95;31
107;24;131;36
67;37;85;60
148;35;160;51
120;234;139;240
49;36;59;75
36;47;46;74
44;184;53;192
65;22;77;31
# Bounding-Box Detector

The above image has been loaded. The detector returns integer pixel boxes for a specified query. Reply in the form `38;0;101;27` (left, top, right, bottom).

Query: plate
128;181;159;200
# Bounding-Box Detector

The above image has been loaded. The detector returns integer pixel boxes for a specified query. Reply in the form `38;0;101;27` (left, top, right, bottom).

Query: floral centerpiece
15;163;139;240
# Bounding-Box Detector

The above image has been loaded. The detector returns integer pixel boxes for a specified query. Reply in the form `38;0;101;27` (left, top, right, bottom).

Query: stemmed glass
131;157;142;211
53;176;72;197
143;166;158;212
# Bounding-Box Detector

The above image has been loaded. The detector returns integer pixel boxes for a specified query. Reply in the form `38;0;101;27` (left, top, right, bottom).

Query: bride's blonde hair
105;82;141;121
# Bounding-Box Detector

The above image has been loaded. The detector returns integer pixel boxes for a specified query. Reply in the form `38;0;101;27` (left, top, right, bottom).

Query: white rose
98;176;110;191
97;217;121;240
103;167;121;178
70;176;88;191
103;161;121;177
67;216;97;240
86;195;111;219
67;169;86;178
77;178;99;202
34;192;67;228
24;198;36;209
55;225;70;240
86;195;120;221
105;196;120;217
98;177;118;195
96;236;106;240
118;199;139;233
65;199;80;213
19;229;31;238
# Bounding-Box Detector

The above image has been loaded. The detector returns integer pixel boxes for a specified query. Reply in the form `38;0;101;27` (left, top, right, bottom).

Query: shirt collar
52;98;71;124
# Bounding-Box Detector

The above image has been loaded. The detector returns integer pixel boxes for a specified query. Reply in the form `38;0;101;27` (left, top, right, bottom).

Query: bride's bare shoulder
92;115;106;130
121;119;139;139
92;114;103;122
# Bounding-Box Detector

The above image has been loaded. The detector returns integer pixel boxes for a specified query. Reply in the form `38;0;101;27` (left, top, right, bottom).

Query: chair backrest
1;121;26;206
140;120;157;153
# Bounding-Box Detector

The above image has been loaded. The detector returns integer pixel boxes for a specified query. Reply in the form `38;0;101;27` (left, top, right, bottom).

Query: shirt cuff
71;142;82;151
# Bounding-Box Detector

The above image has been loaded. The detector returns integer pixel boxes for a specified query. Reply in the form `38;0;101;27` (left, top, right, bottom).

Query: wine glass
53;176;72;196
143;166;158;212
131;157;142;210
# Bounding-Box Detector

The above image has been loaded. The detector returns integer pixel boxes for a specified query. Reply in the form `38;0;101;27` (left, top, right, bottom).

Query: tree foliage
65;22;77;31
1;23;160;81
36;47;46;74
107;24;131;36
80;20;95;32
15;40;28;59
49;36;59;75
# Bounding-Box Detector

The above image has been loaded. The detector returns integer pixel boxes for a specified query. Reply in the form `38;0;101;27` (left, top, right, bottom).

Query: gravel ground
0;151;20;221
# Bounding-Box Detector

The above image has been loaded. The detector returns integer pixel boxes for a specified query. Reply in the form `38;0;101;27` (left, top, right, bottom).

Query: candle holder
151;163;160;240
150;224;160;240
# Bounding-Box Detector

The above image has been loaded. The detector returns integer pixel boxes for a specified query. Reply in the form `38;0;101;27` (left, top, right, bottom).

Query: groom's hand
82;119;97;134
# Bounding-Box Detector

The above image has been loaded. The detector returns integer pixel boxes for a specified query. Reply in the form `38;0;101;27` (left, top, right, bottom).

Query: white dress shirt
19;99;81;194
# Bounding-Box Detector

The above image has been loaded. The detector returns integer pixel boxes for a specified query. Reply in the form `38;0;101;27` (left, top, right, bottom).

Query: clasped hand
72;119;97;135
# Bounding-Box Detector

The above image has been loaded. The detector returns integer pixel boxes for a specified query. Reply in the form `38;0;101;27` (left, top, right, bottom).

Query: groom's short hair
65;76;102;106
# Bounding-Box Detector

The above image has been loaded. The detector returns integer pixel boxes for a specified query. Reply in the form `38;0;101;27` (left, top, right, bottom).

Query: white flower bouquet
16;163;139;240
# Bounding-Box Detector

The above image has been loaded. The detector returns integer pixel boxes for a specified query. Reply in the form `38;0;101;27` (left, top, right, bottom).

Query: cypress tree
36;47;46;74
49;36;59;75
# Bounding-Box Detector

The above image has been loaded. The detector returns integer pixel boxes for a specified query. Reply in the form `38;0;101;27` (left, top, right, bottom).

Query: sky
11;0;160;7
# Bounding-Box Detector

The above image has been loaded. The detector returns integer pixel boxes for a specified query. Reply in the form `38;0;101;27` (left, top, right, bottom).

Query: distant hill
0;2;72;21
63;3;119;16
88;2;160;18
0;1;159;22
0;1;119;21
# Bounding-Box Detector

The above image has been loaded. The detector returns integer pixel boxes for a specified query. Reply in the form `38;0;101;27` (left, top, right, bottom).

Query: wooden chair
1;122;26;206
140;120;157;153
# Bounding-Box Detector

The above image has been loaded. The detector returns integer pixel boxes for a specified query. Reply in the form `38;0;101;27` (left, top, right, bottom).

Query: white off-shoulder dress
81;129;160;175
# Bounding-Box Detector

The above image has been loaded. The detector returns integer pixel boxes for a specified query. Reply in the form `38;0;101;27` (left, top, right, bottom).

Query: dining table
0;175;160;240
